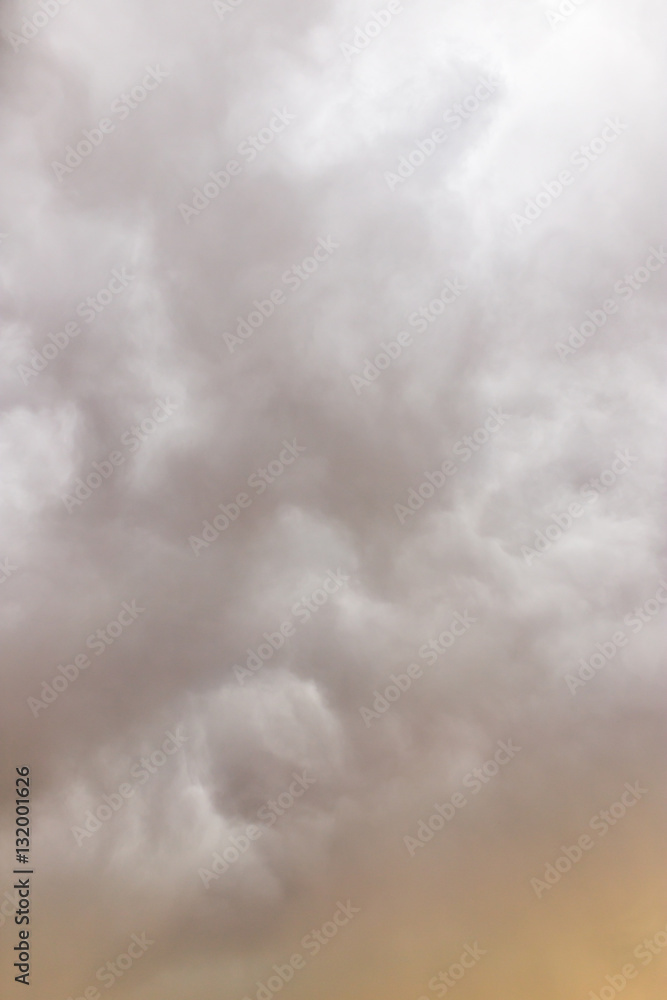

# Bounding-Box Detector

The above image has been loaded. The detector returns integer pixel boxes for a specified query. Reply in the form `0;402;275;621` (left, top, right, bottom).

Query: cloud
0;1;664;997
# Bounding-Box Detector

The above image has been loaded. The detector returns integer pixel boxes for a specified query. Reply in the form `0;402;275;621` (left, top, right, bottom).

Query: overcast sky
0;1;665;998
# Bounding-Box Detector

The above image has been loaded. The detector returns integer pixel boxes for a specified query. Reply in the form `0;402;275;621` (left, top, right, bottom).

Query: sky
0;0;665;998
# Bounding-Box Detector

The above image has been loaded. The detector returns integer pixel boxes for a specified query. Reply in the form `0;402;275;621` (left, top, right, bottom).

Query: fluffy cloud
0;1;664;998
